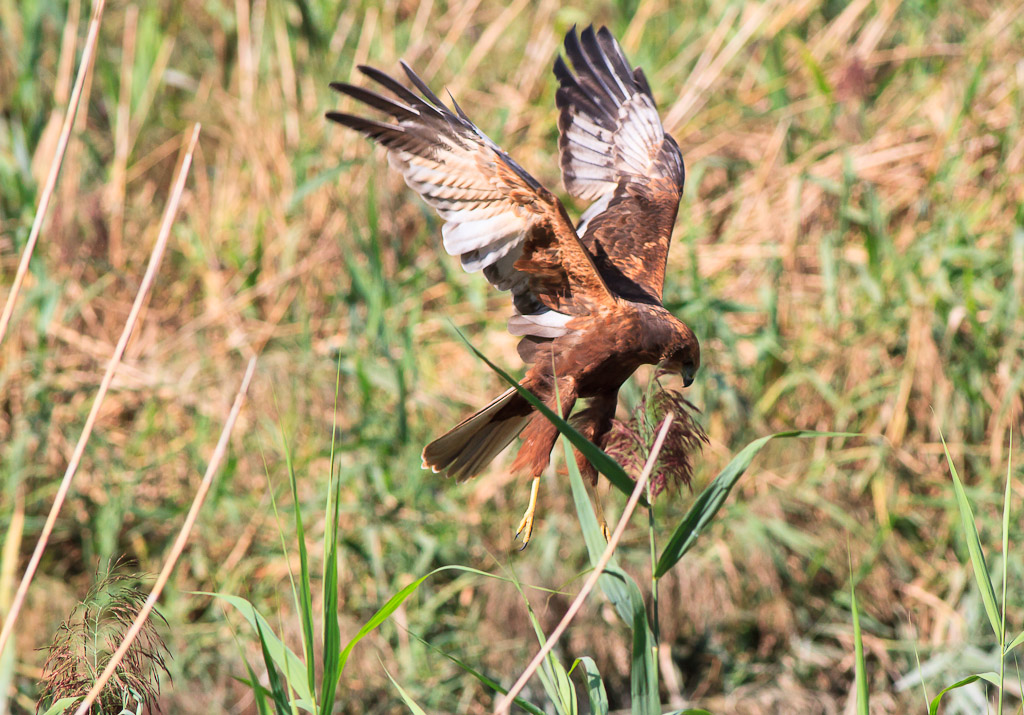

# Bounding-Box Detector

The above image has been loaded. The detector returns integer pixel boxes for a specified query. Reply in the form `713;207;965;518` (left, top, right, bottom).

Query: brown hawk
328;25;699;545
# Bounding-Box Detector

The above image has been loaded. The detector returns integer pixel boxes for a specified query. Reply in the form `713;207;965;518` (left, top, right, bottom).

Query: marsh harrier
328;26;699;545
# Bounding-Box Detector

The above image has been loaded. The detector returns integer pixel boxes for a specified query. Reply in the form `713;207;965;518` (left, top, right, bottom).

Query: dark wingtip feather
399;60;447;108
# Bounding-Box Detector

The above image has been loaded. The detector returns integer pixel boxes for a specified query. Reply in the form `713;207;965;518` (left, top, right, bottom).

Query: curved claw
514;477;542;549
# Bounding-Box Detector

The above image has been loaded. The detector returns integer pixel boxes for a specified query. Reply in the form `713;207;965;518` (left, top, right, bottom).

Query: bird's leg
515;476;542;549
511;375;578;549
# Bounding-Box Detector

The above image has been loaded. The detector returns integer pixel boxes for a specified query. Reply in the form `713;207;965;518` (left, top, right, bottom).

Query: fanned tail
422;388;532;482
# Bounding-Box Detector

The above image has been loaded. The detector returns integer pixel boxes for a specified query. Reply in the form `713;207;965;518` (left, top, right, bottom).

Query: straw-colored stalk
0;0;107;347
73;358;257;715
0;124;201;657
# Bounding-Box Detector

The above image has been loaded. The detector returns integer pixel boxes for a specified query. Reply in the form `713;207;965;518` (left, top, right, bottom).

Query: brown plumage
328;25;699;501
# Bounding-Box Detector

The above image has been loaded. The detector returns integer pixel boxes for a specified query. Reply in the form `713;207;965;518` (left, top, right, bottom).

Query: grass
2;0;1023;711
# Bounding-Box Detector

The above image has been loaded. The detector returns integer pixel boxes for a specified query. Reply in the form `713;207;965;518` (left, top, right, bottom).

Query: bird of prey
328;25;699;546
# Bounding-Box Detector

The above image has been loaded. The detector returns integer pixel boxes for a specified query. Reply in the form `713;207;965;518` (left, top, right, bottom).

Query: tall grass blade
1008;631;1024;652
207;593;315;709
382;665;428;715
851;573;869;715
928;673;1001;715
256;617;296;715
941;436;1001;639
999;435;1011;712
656;431;853;577
39;697;78;715
631;605;660;715
320;355;345;713
570;657;609;715
243;658;274;715
335;565;502;682
461;332;645;505
564;436;646;627
409;631;547;715
512;575;576;715
281;437;316;700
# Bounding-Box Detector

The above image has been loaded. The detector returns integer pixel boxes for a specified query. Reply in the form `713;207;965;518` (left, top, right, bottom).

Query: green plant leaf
206;593;315;710
256;616;296;715
928;673;1001;715
335;566;505;683
281;435;317;702
656;431;854;577
242;658;274;715
1007;630;1024;652
569;657;608;715
513;574;577;715
382;665;428;715
410;631;547;715
462;332;645;505
321;355;345;713
39;697;79;715
851;575;869;715
563;435;646;627
941;436;1001;639
631;603;660;715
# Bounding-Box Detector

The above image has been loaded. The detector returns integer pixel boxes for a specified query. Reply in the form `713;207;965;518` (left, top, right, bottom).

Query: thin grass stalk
999;433;1012;713
0;124;201;657
73;357;257;715
0;0;108;347
494;413;675;715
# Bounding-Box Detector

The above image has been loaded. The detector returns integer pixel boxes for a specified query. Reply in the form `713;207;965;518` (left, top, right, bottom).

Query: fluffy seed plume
604;386;708;497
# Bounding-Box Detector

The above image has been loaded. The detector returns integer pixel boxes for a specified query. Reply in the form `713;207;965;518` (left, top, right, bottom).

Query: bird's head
659;323;700;387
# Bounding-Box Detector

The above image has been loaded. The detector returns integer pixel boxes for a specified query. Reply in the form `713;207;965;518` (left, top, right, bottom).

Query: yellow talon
515;477;542;549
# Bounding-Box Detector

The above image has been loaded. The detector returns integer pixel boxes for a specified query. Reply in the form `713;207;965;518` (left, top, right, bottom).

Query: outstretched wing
554;25;685;303
328;64;615;352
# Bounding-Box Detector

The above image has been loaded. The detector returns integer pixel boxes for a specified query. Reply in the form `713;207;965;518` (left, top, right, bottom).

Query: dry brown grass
2;0;1023;711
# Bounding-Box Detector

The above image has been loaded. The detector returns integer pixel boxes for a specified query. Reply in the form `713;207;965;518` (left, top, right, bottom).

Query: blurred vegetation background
1;0;1023;712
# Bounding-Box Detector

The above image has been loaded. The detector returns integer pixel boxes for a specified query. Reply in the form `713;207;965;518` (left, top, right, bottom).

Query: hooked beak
682;364;696;388
657;360;697;388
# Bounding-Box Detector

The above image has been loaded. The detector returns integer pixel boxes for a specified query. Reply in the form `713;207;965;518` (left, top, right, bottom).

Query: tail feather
422;388;531;482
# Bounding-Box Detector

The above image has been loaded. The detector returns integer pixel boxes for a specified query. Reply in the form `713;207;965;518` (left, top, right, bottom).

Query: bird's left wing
328;64;615;325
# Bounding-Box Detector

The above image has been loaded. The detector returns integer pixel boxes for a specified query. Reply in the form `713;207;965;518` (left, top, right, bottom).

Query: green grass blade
1007;631;1024;652
335;565;504;683
242;659;274;715
461;331;646;505
382;665;428;715
563;435;646;627
1000;436;1011;712
206;593;315;709
851;573;869;715
507;568;577;715
256;617;295;715
570;657;609;715
321;354;345;712
281;435;316;700
39;698;78;715
630;603;660;715
941;436;1001;639
410;631;547;715
928;673;1000;715
656;431;855;577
